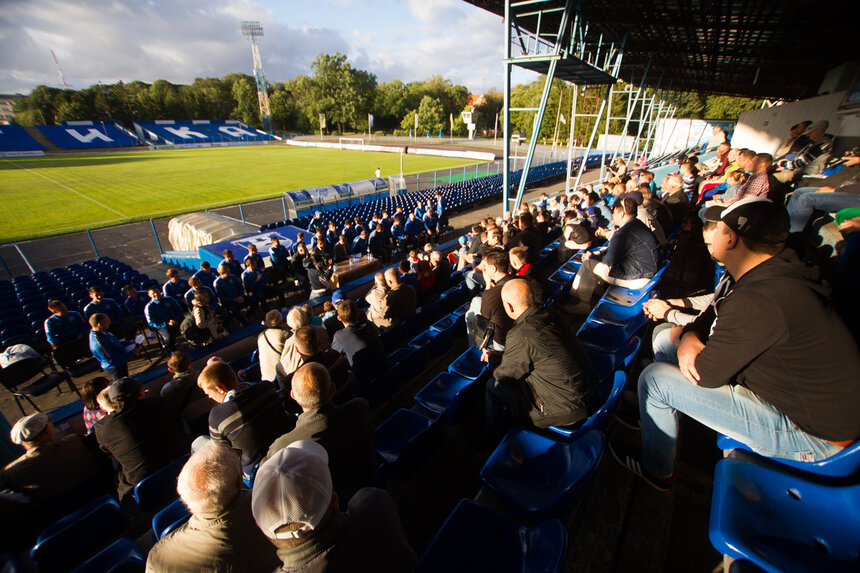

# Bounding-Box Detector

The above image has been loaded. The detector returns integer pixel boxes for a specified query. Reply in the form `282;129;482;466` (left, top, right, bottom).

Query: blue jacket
436;196;445;217
600;218;660;281
162;279;189;302
341;227;356;245
242;269;267;296
351;237;368;254
124;293;149;318
44;312;88;346
192;269;217;289
144;298;183;329
308;216;324;233
184;286;218;309
243;253;264;269
423;214;438;232
89;330;128;371
390;223;406;241
325;229;339;249
221;259;244;278
269;244;290;267
214;274;244;302
83;299;124;324
405;219;423;237
414;206;425;219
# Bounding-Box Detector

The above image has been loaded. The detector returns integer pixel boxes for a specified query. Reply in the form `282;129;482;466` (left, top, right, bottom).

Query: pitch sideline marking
4;159;128;218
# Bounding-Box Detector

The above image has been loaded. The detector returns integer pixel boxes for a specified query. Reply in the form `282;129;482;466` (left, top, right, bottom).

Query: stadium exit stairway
23;126;61;153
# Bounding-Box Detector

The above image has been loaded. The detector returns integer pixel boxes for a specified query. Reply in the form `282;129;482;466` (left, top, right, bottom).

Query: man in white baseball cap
252;440;415;571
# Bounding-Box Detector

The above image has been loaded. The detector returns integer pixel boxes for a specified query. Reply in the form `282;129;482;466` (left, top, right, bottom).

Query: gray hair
177;440;241;515
286;307;308;331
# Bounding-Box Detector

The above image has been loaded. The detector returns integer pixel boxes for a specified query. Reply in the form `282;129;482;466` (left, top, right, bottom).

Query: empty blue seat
479;428;605;519
71;537;144;573
31;494;126;572
363;363;402;408
709;453;860;572
133;454;190;511
152;498;191;541
414;372;482;423
448;347;489;381
452;302;470;317
389;343;427;383
416;499;566;573
374;409;444;475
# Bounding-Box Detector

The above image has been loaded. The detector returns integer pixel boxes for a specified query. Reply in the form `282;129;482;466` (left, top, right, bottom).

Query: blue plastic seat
363;363;402;408
709;453;860;572
133;454;190;511
151;498;191;541
479;428;605;519
414;372;482;423
715;435;860;479
379;324;402;353
416;499;566;573
374;409;444;475
448;347;489;381
451;302;470;317
546;369;629;440
71;537;144;573
31;494;125;572
389;344;427;383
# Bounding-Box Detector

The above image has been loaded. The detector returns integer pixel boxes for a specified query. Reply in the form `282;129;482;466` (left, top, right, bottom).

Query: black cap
720;198;789;244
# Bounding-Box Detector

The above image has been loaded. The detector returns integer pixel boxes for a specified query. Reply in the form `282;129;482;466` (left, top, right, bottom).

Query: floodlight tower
241;20;273;133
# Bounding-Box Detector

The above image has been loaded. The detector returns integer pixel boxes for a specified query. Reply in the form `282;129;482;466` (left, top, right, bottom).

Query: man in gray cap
611;197;860;491
1;413;108;508
252;441;415;572
94;377;191;500
774;120;834;182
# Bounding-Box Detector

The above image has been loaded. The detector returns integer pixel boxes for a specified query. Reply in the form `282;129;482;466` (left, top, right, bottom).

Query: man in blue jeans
611;197;860;491
785;150;860;233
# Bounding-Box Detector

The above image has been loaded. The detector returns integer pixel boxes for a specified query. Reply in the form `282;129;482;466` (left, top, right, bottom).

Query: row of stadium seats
134;121;275;145
36;123;140;150
0;125;45;152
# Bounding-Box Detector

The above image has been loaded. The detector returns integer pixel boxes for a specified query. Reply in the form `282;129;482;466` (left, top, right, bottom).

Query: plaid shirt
735;171;770;200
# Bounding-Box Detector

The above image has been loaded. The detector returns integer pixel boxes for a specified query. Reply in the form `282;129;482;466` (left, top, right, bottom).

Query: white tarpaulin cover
167;212;258;252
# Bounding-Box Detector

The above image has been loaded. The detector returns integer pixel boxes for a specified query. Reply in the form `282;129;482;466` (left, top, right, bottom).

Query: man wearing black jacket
482;279;596;441
611;198;860;491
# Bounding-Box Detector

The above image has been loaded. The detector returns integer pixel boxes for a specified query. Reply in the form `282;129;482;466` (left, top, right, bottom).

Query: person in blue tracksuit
220;250;244;278
184;277;218;310
214;264;247;324
44;300;88;349
351;231;368;255
162;268;190;307
122;285;150;319
89;313;136;380
144;287;183;351
241;258;268;313
83;286;128;338
193;261;218;290
243;244;265;270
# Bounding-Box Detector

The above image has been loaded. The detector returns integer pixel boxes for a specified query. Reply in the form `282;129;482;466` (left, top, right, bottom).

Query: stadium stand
36;122;141;149
0;124;45;152
134;120;275;145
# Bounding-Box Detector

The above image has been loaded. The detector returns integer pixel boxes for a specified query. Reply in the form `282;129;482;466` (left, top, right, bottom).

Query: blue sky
1;0;536;94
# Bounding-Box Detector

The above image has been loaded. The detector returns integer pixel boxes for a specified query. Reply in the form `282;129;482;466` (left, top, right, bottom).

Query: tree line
12;51;760;138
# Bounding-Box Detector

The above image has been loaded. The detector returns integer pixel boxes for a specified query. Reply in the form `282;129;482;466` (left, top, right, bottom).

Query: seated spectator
380;267;417;328
351;230;368;255
465;249;513;351
509;246;550;305
405;212;424;242
430;250;451;292
214;264;247;323
390;215;407;247
557;223;592;262
185;290;223;346
198;361;293;477
719;169;747;203
333;234;350;262
325;222;339;251
308;211;324;234
565;198;660;314
415;260;436;301
144;286;183;351
277;326;349;400
368;224;390;259
241;257;269;314
146;441;279;572
323;291;346;339
365;272;391;329
258;310;292;383
641;185;674;238
262;363;376;499
221;249;244;278
705;125;727;151
162;268;189;307
480;280;596;443
161;351;212;422
244;243;265;269
714;153;773;204
616;199;860;491
83;286;127;338
423;210;439;241
660;173;689;229
1;413;111;526
331;300;390;393
193;261;217;290
786;147;860;235
122;284;149;319
511;212;543;263
183;276;218;310
287;307;331;350
307;241;333;293
89;313;137;380
81;376;110;433
699;142;731;179
774;120;834;183
464;227;503;292
291;242;311;291
268;236;292;281
251;442;415;572
774;120;812;160
44;300;88;349
94;377;191;500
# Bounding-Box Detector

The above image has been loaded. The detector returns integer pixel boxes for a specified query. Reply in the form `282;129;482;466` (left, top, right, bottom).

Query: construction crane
51;49;70;89
240;20;273;133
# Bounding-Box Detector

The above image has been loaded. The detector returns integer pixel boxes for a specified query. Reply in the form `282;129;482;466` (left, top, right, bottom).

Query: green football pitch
0;145;484;243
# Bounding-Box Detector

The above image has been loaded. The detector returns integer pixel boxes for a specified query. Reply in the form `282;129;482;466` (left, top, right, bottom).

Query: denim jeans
787;187;860;232
464;269;485;292
638;362;843;477
651;322;678;366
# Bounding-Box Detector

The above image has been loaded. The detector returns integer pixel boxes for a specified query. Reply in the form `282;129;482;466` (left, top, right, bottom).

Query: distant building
0;95;24;124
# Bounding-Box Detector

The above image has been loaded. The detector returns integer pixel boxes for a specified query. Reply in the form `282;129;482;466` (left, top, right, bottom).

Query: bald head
291;363;333;410
501;278;534;319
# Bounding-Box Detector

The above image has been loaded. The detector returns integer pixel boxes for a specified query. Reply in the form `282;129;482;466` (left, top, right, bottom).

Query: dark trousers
484;379;513;442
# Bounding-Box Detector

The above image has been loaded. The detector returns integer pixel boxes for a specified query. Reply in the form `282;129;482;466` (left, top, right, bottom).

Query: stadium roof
464;0;857;100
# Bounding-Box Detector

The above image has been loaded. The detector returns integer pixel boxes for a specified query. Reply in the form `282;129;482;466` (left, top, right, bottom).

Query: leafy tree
309;53;377;134
417;95;445;133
